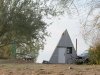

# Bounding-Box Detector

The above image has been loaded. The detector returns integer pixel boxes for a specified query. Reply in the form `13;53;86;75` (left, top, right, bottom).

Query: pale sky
36;13;89;63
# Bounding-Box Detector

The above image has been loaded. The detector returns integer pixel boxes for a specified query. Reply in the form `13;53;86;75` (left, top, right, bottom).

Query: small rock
59;72;64;75
8;72;13;75
59;74;64;75
40;68;44;70
68;66;73;69
54;65;56;67
94;73;96;75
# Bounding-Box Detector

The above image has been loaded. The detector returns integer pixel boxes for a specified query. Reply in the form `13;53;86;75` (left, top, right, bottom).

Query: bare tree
82;0;100;45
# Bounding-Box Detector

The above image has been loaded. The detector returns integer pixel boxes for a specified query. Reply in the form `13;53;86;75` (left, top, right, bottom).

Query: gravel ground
0;64;100;75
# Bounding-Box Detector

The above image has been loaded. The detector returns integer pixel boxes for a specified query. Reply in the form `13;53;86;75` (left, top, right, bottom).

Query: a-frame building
49;29;77;64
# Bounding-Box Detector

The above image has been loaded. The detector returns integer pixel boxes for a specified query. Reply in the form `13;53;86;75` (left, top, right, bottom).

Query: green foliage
89;44;100;64
0;0;73;61
0;45;11;59
0;0;49;61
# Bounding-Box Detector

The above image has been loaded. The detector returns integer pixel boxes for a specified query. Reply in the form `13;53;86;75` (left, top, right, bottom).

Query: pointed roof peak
62;29;69;35
64;29;68;32
57;28;74;47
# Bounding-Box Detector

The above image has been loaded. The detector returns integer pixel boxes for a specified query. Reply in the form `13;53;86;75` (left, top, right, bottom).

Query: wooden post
76;39;77;56
12;40;16;59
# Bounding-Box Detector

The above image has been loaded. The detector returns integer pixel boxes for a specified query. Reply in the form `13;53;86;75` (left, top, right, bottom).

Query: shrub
89;44;100;64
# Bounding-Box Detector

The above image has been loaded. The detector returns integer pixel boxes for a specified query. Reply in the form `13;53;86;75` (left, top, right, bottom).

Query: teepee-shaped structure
49;29;77;64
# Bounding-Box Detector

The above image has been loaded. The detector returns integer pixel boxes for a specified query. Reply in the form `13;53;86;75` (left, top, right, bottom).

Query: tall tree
82;0;100;44
0;0;49;60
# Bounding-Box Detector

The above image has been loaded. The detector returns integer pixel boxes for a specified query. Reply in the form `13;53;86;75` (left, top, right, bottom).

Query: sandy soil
0;64;100;75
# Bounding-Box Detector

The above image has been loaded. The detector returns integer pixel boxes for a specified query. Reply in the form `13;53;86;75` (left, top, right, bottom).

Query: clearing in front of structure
0;64;99;75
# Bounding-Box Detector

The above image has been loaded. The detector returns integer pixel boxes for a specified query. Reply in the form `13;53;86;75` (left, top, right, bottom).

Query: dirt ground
0;64;100;75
